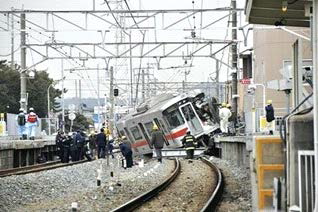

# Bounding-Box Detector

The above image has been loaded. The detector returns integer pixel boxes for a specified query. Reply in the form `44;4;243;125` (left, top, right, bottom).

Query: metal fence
298;150;315;212
3;113;58;137
39;118;59;136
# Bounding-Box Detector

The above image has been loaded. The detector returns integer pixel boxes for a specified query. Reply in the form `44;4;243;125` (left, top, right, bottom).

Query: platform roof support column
313;0;318;210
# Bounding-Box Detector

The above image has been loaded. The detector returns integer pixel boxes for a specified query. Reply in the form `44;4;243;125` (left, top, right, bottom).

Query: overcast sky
0;0;251;100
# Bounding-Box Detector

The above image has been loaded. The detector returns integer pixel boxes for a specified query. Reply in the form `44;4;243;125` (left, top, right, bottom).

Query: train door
137;123;153;149
153;118;170;146
124;127;139;153
179;103;204;135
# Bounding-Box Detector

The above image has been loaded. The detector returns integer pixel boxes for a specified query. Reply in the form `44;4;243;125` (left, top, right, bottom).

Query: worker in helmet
219;103;232;135
26;107;39;140
181;131;197;159
16;108;27;140
265;100;275;135
150;124;165;163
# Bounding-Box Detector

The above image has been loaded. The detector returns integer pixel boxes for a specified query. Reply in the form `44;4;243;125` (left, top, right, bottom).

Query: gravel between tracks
207;156;252;212
135;158;217;212
0;157;175;212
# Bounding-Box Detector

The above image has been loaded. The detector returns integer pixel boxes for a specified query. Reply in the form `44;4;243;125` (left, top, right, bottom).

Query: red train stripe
165;128;188;140
131;127;188;148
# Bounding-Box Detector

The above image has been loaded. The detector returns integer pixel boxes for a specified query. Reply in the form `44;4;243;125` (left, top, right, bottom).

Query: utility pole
109;66;114;135
20;13;27;112
231;0;238;120
75;80;78;108
11;13;14;70
129;33;133;107
61;60;65;132
141;69;145;103
147;66;150;99
79;79;82;113
97;65;101;129
216;60;220;100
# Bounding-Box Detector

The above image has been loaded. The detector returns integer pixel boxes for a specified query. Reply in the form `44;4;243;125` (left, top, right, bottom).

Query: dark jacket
181;134;196;150
89;134;97;149
55;133;63;148
96;133;107;147
119;142;132;157
150;130;165;149
74;132;83;147
265;104;275;122
63;136;71;148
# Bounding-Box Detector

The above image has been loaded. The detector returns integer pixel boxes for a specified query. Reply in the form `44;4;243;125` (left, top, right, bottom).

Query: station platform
215;134;284;211
0;137;57;170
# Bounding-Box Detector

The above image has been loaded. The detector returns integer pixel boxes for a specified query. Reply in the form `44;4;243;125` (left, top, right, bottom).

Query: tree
27;71;62;117
0;61;62;117
0;60;21;113
59;112;93;133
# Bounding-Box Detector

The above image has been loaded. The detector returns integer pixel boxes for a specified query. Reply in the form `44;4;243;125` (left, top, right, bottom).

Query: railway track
0;159;90;177
111;157;223;212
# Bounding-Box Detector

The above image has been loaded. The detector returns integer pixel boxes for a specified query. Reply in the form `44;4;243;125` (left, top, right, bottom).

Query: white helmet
29;107;34;111
19;108;24;112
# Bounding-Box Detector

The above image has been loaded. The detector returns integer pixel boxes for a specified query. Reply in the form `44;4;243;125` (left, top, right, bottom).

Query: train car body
116;93;219;155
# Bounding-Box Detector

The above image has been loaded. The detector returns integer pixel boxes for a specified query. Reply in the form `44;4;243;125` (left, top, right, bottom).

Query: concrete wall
0;139;57;170
0;150;14;169
215;136;252;168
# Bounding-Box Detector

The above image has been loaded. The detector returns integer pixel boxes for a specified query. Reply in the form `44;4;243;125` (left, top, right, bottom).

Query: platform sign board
69;113;76;121
240;78;251;84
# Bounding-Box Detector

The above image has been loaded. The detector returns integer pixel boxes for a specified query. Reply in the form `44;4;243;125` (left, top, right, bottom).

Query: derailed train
116;92;220;155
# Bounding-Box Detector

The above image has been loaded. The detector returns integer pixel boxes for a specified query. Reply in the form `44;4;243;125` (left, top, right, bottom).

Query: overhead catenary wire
123;0;145;36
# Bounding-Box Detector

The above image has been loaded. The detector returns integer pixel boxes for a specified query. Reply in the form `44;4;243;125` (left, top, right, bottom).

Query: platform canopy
245;0;311;27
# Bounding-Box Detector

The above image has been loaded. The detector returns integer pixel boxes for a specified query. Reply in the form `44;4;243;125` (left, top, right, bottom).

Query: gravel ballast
136;158;217;212
0;157;175;212
207;156;252;212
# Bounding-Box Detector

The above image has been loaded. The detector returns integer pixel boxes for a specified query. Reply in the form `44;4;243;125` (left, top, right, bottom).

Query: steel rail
111;158;181;212
0;159;90;177
200;157;224;212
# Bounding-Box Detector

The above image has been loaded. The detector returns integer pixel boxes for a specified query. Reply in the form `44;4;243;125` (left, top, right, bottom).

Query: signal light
114;88;119;96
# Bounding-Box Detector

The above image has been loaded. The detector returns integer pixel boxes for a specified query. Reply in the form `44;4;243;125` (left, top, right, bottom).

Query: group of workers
55;130;92;163
151;123;197;161
52;99;275;165
55;127;136;168
16;107;39;140
218;100;275;135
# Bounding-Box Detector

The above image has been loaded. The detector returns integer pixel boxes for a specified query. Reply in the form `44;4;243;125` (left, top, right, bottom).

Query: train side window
163;107;185;129
124;128;134;143
124;127;139;153
144;122;154;136
138;123;153;149
130;126;143;140
119;130;125;137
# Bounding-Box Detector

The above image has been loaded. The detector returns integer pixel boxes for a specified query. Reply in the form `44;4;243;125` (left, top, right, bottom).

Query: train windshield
180;103;203;135
163;106;185;129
